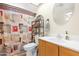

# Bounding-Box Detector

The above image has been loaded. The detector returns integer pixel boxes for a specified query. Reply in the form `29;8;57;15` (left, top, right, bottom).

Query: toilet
23;35;39;56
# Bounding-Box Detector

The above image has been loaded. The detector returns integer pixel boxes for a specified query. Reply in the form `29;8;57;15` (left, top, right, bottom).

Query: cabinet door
59;46;79;56
38;46;46;56
38;40;46;56
46;42;58;56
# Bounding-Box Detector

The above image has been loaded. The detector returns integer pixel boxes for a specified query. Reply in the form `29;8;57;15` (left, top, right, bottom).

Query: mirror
53;3;75;25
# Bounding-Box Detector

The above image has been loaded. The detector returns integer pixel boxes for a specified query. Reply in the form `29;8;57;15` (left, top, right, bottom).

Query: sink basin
40;36;79;47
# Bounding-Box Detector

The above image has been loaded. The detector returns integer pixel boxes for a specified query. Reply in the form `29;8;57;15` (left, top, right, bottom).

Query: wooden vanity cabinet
38;40;58;56
46;41;58;56
59;46;79;56
38;40;46;56
38;39;79;56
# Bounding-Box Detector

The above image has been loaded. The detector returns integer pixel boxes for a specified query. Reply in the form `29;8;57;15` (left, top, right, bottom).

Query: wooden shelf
31;15;44;42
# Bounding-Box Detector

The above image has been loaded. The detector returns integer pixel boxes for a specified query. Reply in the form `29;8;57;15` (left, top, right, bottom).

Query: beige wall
37;3;79;36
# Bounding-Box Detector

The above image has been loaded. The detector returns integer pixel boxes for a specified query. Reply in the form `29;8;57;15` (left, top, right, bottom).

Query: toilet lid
23;43;37;49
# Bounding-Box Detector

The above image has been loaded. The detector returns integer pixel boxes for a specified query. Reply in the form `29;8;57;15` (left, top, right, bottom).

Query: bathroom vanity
38;40;58;56
38;37;79;56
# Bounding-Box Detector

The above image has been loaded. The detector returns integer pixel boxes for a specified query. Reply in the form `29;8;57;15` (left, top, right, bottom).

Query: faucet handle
65;30;70;40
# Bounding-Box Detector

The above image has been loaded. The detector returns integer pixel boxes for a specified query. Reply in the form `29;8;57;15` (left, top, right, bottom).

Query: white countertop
39;36;79;52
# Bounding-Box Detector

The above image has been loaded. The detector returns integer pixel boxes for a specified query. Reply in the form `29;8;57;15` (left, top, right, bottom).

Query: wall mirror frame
53;3;75;25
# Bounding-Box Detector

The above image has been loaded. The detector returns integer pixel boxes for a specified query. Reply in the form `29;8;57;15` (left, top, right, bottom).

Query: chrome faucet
65;31;69;40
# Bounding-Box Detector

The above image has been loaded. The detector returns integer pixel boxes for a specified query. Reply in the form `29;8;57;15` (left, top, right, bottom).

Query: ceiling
31;3;42;6
6;3;41;13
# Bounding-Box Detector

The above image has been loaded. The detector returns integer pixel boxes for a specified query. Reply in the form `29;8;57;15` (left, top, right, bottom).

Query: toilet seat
23;43;37;51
